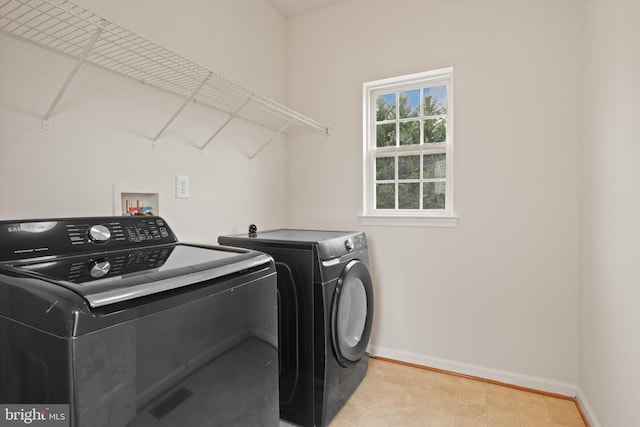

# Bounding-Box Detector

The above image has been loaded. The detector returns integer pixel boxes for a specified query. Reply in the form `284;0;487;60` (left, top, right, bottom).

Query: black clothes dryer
218;229;374;427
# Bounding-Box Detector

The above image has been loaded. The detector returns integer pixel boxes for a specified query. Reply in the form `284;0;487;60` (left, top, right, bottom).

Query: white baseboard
576;387;601;427
368;345;577;397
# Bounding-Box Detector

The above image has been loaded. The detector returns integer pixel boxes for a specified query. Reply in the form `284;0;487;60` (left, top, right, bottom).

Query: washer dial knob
88;259;111;278
88;225;111;243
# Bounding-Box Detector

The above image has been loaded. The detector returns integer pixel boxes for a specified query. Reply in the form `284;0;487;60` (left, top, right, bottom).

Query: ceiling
268;0;344;18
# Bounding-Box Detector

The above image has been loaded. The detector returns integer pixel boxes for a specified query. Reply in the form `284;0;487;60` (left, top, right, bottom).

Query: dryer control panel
0;216;177;262
317;232;367;261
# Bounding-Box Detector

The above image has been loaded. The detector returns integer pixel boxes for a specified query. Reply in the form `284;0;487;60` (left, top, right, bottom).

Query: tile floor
330;358;586;427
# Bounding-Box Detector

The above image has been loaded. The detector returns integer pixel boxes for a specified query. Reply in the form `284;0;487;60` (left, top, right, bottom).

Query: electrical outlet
176;175;189;199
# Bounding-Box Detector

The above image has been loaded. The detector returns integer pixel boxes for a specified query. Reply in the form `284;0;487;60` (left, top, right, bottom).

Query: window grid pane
424;118;446;144
376;183;395;209
399;120;420;145
423;181;446;209
398;183;420;209
376;156;395;180
367;69;452;215
398;155;420;179
424;153;446;179
399;89;420;118
376;123;396;147
376;93;396;121
374;150;446;211
424;85;447;116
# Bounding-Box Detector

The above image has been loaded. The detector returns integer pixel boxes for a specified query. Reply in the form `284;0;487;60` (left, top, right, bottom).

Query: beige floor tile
403;382;432;403
428;395;459;414
378;378;407;399
460;378;486;393
434;372;462;387
364;372;389;386
431;380;460;400
330;420;359;427
486;384;518;412
485;383;515;396
359;407;394;427
348;388;375;407
457;399;488;418
369;393;402;415
369;359;396;375
329;359;585;427
388;362;418;377
390;405;426;427
459;389;487;406
543;396;585;426
554;422;587;427
516;390;552;422
408;368;437;385
487;406;520;427
398;393;430;411
424;409;457;426
358;376;382;394
333;402;367;425
455;413;489;427
384;373;411;385
519;417;554;427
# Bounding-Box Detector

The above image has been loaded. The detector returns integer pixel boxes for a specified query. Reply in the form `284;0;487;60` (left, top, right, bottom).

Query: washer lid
3;244;271;308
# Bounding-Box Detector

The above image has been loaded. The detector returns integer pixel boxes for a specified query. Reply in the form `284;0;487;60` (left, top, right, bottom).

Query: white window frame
360;68;457;227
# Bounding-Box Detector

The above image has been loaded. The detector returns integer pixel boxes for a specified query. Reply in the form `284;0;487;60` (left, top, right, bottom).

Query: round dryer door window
331;260;374;367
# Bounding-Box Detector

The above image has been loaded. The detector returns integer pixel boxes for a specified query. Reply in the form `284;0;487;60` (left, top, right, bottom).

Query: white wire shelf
0;0;329;154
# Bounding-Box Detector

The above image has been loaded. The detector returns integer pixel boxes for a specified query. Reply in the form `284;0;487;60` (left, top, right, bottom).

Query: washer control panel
0;216;177;261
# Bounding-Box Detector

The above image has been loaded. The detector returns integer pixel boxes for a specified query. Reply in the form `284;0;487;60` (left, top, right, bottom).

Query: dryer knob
88;225;111;243
89;259;111;278
345;238;354;251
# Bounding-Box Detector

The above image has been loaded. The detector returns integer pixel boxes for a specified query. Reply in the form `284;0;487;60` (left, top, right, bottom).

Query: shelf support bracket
199;97;251;152
248;121;290;160
152;71;212;146
42;20;105;130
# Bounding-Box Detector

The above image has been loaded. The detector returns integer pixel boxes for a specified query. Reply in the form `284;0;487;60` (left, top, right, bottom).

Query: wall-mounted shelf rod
153;71;212;144
41;18;104;129
249;121;290;160
199;97;251;153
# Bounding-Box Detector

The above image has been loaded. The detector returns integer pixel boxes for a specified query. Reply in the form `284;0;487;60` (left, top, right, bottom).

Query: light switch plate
176;175;189;199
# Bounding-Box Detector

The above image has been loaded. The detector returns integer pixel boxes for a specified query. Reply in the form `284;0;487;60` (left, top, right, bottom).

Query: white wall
0;0;288;243
286;0;583;394
4;1;639;423
579;1;640;426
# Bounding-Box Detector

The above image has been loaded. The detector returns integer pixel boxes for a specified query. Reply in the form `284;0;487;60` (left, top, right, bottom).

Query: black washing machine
0;216;279;426
218;228;374;427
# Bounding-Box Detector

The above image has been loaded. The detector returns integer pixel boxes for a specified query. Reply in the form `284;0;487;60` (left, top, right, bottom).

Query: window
361;68;456;226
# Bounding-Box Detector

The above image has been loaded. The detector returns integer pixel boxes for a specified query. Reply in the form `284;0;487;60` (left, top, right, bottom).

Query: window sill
358;214;458;227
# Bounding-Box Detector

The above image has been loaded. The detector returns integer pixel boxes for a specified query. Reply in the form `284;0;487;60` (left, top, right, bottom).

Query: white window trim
360;68;458;227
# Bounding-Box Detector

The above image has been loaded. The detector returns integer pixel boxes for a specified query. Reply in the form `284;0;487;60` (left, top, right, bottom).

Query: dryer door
331;260;374;366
